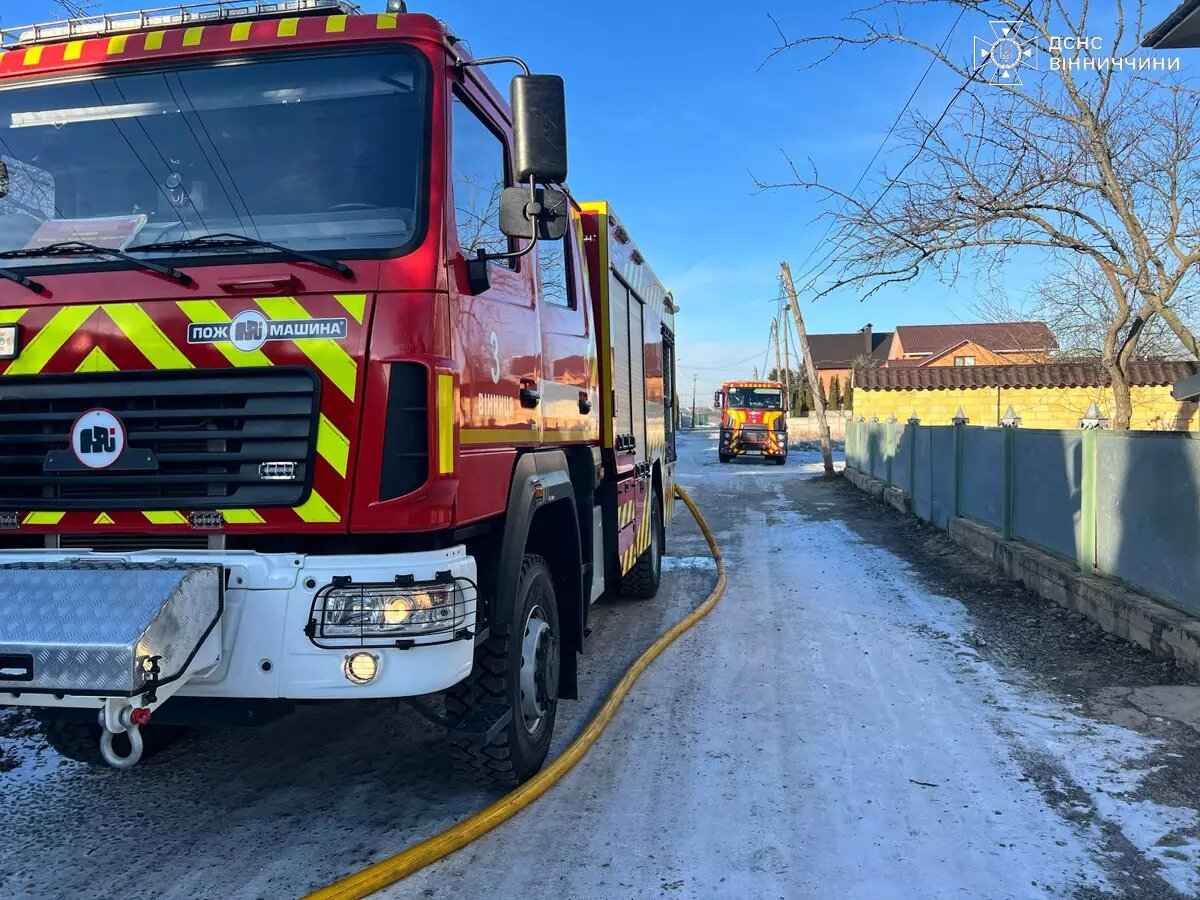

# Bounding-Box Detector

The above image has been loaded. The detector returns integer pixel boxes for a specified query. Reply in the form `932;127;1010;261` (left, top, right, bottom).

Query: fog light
343;651;379;685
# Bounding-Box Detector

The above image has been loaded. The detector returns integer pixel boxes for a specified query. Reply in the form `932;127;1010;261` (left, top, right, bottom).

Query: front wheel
718;453;732;464
446;555;560;786
775;455;787;466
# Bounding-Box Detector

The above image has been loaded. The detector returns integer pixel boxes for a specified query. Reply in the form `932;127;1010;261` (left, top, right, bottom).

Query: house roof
858;360;1200;391
1144;0;1200;47
894;322;1057;356
807;330;893;369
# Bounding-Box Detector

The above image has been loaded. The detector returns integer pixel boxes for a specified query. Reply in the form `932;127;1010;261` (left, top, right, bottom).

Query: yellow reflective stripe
317;414;349;478
144;511;187;525
377;13;398;29
144;30;166;50
254;297;356;401
220;508;266;525
107;34;129;55
294;490;340;524
182;27;204;47
0;308;27;323
460;427;538;445
23;512;63;525
325;15;347;33
106;303;194;370
5;305;97;376
437;373;455;474
176;300;273;367
333;293;365;324
230;21;252;42
64;41;86;61
94;513;115;526
277;18;299;37
76;347;118;373
23;47;43;66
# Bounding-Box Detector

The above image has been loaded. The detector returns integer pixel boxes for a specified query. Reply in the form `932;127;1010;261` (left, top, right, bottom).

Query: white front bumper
0;546;477;709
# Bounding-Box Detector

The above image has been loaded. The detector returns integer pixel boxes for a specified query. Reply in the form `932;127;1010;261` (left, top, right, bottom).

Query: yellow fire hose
307;484;726;900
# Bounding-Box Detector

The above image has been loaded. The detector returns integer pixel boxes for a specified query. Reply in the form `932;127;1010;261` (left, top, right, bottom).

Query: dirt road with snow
4;429;1200;898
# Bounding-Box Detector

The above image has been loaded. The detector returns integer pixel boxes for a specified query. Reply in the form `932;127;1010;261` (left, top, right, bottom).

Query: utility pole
691;374;698;430
772;318;784;389
753;366;759;379
781;260;835;477
781;314;792;411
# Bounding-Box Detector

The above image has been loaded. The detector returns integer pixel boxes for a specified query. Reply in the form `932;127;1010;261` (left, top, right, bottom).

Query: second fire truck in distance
0;0;679;786
714;380;788;464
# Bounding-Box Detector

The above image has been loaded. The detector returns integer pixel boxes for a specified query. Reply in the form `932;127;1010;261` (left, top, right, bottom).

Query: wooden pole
781;261;835;477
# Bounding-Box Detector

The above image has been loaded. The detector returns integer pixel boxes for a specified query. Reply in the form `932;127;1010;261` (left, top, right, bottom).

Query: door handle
520;380;541;409
578;392;592;414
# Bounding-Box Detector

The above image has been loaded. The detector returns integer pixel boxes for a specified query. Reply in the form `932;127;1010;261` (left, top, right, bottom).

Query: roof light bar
1;1;362;49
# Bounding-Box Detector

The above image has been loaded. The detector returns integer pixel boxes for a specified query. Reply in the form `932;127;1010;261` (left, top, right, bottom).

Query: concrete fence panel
1096;432;1200;616
912;426;934;521
891;423;911;488
870;424;888;481
960;427;1006;530
929;426;956;529
1012;429;1083;561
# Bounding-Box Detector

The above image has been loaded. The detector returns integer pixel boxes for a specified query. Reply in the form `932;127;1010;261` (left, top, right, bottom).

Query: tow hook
98;705;151;769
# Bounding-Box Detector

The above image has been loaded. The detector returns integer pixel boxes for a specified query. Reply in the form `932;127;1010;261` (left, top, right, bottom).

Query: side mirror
499;186;569;241
713;392;722;409
511;74;568;185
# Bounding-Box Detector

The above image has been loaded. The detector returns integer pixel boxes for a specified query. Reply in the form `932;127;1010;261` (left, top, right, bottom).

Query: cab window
451;92;512;267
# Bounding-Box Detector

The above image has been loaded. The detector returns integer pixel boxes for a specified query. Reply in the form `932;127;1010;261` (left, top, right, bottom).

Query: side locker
610;273;633;444
630;295;647;465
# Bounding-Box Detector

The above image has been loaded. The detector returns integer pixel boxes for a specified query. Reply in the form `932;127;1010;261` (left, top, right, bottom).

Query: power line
785;6;970;296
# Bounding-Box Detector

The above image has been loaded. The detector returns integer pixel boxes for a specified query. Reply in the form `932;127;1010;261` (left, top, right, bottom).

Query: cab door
448;82;541;447
538;200;598;443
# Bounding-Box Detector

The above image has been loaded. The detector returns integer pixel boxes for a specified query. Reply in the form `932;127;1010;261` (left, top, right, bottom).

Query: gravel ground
2;429;1199;899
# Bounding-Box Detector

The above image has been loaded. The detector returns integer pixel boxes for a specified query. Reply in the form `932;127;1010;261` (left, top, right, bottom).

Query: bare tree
761;1;1200;427
974;256;1199;361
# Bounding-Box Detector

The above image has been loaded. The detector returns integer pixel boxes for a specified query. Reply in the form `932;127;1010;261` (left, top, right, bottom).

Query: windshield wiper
0;241;194;287
128;233;353;279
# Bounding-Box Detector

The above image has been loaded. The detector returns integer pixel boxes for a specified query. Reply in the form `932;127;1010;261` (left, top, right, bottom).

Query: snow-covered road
4;430;1200;899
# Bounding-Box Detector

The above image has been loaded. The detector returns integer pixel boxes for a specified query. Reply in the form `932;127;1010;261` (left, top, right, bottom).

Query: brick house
884;322;1058;368
805;324;893;396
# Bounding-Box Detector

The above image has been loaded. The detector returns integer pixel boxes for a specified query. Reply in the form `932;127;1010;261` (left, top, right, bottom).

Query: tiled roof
858;361;1200;391
807;331;893;369
894;322;1057;355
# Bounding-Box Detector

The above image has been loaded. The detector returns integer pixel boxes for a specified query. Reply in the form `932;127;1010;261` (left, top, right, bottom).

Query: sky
6;0;1193;398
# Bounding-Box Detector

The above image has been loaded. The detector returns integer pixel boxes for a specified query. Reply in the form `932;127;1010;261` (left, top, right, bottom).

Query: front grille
0;368;320;510
738;425;769;443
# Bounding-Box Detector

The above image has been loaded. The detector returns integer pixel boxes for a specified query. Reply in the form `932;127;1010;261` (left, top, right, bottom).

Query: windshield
0;48;427;267
726;387;782;410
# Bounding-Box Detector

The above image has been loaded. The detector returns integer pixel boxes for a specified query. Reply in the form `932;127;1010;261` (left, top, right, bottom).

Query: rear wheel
775;455;787;465
619;495;663;600
38;719;185;767
718;453;732;464
446;555;560;786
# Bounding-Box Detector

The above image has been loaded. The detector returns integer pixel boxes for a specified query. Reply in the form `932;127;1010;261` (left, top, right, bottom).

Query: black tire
718;453;732;464
446;555;560;786
775;455;787;465
38;719;185;767
619;494;663;600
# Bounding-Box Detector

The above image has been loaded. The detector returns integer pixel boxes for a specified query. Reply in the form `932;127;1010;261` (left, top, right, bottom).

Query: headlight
314;582;465;641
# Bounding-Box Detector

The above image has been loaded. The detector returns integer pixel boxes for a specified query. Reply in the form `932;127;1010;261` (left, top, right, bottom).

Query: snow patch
660;556;716;572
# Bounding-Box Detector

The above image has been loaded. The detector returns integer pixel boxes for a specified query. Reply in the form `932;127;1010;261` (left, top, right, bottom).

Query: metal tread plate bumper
0;562;222;697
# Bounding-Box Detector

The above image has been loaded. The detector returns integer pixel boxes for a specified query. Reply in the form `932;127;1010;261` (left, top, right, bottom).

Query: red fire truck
714;380;788;464
0;1;679;785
